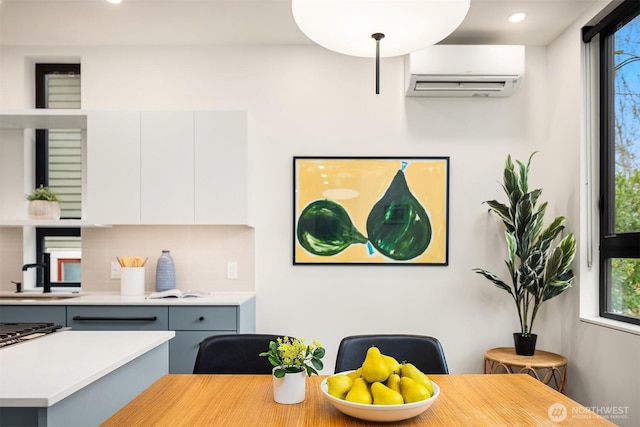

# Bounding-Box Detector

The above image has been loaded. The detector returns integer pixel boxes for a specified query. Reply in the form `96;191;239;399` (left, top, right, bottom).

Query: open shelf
0;109;87;129
0;220;111;228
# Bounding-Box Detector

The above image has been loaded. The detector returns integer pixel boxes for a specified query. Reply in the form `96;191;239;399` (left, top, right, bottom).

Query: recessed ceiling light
107;0;122;4
509;12;527;23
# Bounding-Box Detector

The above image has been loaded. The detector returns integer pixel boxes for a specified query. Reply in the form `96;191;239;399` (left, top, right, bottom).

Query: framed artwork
293;156;449;265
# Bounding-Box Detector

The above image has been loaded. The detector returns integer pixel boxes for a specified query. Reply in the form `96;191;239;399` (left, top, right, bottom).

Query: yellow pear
399;376;431;403
381;354;401;375
385;373;402;394
346;367;363;381
345;377;372;404
326;374;353;399
371;381;404;405
400;362;434;396
361;347;390;383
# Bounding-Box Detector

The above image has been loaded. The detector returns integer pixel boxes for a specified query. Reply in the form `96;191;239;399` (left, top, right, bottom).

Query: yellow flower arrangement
260;336;325;378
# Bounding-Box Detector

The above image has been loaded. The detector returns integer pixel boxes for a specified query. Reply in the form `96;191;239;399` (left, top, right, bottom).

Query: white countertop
0;291;256;306
0;330;174;407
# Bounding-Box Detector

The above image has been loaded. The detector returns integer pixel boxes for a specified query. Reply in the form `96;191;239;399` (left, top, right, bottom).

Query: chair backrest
334;334;449;374
193;334;282;374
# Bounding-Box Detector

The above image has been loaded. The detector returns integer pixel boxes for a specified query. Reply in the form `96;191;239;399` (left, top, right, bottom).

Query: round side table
484;347;568;394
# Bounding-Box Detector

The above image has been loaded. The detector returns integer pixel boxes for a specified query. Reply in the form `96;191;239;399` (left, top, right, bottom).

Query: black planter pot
513;333;538;356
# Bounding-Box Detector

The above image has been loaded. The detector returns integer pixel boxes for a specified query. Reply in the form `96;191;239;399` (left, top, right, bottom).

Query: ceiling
0;0;603;47
444;0;600;45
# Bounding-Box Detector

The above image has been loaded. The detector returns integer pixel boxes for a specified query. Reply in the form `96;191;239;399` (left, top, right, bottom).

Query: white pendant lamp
292;0;471;94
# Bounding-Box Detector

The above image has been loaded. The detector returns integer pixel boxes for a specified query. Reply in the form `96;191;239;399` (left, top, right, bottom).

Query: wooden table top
485;347;568;368
102;374;615;427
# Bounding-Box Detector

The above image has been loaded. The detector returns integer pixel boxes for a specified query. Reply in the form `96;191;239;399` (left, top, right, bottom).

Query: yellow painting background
295;158;448;264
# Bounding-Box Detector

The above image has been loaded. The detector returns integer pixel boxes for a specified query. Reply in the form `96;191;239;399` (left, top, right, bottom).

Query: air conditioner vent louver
414;81;505;91
406;45;525;98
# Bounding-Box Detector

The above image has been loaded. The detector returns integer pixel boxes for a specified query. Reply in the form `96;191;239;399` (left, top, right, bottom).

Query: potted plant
26;185;61;220
260;336;325;404
473;153;576;355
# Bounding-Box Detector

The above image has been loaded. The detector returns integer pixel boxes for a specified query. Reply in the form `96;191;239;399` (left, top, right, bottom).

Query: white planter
272;368;306;404
28;200;61;220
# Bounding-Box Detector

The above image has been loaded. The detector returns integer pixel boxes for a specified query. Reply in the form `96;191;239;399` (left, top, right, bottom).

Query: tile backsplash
0;225;255;293
0;228;23;290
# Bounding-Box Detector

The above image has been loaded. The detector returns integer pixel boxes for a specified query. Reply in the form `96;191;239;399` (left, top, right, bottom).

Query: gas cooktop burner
0;323;63;348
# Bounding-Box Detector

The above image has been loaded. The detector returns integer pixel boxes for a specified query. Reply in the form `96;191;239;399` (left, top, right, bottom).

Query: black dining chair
193;334;284;374
334;334;449;374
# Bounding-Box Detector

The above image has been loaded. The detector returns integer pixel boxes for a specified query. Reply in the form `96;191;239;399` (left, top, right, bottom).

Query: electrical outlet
227;261;238;280
110;261;121;279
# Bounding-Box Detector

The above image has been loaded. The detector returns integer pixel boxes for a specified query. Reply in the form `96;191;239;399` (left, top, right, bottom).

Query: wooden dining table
102;373;615;426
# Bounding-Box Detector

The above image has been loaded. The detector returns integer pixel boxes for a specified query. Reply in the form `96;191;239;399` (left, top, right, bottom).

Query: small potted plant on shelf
473;152;576;356
260;336;325;404
26;185;61;220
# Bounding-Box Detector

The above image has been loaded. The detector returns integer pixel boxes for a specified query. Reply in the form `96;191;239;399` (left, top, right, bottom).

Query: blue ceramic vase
155;250;176;292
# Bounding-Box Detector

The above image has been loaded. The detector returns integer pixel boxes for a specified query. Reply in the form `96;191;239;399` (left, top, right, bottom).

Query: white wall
1;2;637;424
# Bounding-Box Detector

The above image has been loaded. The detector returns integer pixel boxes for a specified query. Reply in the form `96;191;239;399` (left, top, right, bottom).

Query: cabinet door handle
72;316;158;322
198;316;205;321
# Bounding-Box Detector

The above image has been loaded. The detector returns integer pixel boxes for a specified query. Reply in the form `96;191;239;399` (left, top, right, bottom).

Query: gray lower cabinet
67;306;169;330
0;298;256;374
0;305;66;325
168;306;237;373
67;305;249;374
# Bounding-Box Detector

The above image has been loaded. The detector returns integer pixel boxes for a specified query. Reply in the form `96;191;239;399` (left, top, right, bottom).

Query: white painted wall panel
0;129;25;221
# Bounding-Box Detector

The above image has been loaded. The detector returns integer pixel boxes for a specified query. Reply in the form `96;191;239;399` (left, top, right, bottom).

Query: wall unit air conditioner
405;45;525;97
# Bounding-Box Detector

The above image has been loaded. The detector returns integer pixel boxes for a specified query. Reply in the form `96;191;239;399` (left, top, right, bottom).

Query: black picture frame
293;156;450;265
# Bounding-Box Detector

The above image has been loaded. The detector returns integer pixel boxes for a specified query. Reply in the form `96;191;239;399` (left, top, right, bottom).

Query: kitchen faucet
22;253;51;293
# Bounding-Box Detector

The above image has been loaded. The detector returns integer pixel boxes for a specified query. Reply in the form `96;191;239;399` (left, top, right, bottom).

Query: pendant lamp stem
372;33;385;95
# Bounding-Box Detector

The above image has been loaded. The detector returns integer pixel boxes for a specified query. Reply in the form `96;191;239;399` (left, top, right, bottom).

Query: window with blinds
45;73;82;218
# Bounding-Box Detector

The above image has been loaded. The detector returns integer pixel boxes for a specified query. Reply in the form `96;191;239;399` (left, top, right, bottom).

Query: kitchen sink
0;293;80;301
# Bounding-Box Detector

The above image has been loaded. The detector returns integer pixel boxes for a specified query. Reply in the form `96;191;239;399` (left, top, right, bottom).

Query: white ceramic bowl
320;372;440;422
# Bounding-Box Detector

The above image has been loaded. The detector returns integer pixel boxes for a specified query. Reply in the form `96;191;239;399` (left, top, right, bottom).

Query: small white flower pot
28;200;61;220
272;368;306;404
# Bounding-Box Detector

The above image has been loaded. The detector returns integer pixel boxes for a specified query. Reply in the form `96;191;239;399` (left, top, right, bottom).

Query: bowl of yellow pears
320;347;440;422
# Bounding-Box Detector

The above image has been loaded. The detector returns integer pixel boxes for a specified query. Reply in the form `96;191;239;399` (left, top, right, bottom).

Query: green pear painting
294;157;449;265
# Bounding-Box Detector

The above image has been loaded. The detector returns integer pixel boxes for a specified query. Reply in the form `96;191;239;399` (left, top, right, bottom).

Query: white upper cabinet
85;110;249;225
140;111;195;224
194;111;248;225
86;111;141;224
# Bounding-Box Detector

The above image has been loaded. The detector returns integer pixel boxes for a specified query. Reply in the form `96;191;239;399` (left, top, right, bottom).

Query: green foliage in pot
473;153;577;337
26;185;60;202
